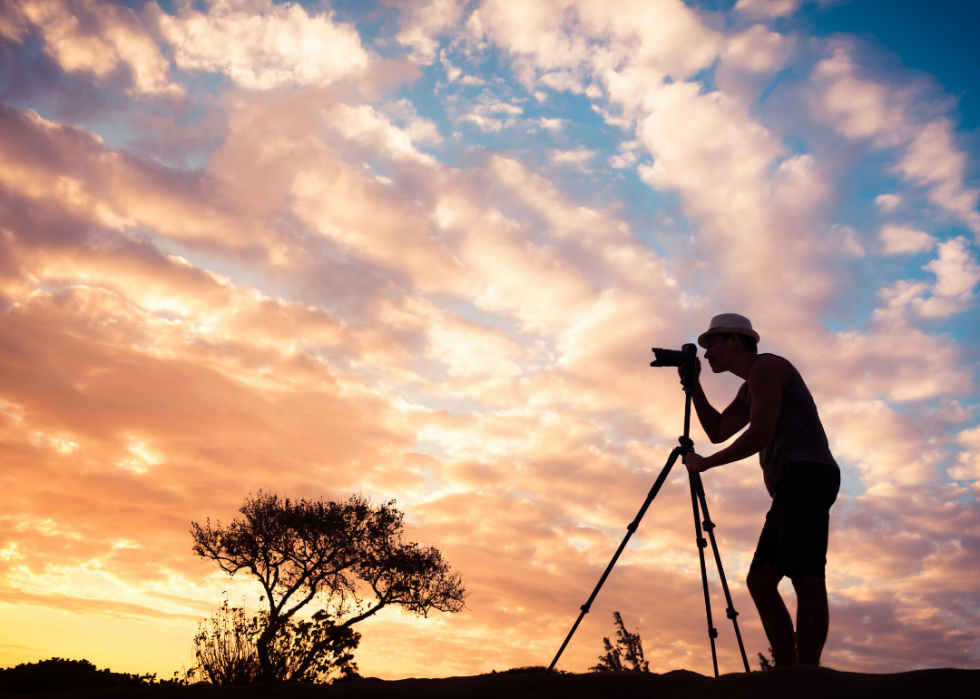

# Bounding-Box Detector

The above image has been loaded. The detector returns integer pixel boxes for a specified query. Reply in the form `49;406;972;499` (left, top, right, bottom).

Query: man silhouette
681;313;840;666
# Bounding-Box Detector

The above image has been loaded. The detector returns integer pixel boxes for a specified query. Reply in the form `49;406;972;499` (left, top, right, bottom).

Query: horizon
1;0;979;679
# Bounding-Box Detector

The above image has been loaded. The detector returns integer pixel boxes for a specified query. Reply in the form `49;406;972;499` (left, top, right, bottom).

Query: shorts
749;460;840;579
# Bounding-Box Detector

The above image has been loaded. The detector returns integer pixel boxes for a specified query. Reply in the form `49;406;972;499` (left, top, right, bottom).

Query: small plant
757;647;775;671
589;611;650;672
190;598;360;685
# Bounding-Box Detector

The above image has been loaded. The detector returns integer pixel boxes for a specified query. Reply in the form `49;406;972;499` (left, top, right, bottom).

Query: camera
651;343;697;368
650;344;695;368
651;343;698;386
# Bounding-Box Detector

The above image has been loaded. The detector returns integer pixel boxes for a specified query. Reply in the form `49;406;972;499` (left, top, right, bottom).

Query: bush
190;599;360;685
190;600;262;685
0;658;156;694
589;611;650;673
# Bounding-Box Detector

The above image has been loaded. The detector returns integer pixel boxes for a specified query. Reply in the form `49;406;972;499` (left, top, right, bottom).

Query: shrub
190;599;360;685
589;611;650;673
0;658;156;694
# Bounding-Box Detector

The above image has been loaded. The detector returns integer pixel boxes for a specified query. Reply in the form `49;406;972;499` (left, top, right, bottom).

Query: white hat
698;313;760;349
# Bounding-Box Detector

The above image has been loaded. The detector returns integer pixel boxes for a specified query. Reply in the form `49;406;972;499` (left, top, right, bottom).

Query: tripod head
650;343;698;391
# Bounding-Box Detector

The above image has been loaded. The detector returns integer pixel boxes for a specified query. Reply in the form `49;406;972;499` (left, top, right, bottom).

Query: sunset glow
1;0;979;679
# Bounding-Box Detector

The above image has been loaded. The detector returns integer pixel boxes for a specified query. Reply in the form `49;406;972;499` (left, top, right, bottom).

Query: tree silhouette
191;492;466;682
589;611;650;672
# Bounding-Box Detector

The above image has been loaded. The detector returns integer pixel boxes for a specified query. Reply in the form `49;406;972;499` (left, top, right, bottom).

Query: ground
4;666;977;699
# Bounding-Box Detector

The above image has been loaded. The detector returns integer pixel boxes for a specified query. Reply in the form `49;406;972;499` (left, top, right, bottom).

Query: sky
1;0;979;680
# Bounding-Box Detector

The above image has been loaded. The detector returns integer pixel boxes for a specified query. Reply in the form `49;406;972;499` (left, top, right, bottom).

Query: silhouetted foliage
191;599;359;685
0;658;158;693
589;611;650;672
481;666;567;675
758;647;776;671
191;492;466;683
191;600;261;685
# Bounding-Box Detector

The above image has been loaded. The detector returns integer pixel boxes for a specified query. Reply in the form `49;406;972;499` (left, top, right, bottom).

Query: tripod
547;344;750;676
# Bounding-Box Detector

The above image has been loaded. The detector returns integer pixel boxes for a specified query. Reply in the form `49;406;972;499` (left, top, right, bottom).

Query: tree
190;492;466;682
589;611;650;672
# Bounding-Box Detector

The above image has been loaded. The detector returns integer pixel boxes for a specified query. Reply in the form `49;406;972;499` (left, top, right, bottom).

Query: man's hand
684;452;710;473
677;356;702;388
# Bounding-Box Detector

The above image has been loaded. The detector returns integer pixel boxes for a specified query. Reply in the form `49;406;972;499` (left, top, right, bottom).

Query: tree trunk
255;618;282;681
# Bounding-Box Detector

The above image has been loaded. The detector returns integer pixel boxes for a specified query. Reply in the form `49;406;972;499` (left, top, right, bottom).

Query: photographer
681;314;840;667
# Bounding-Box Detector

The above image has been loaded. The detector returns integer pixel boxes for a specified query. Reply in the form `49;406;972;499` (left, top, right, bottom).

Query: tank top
744;354;838;497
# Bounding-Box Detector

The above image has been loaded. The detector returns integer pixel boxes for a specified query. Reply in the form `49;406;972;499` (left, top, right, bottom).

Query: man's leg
792;575;829;665
747;563;796;666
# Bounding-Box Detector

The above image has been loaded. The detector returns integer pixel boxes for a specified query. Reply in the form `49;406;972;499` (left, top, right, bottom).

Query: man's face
703;334;738;373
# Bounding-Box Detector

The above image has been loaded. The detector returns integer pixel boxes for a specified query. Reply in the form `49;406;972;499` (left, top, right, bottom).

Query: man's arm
686;357;750;444
686;356;782;471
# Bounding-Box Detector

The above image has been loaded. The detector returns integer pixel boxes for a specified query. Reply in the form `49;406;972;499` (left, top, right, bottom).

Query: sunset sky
2;0;980;680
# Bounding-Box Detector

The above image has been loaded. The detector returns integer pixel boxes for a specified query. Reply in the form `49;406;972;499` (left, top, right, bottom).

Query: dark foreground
4;667;978;699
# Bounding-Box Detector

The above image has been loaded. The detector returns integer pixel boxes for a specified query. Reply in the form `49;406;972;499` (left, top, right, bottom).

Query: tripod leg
547;446;684;672
692;472;751;673
689;474;719;678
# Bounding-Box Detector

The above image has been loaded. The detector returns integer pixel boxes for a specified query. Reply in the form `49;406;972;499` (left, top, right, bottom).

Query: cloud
880;225;935;255
896;119;980;232
950;426;980;481
924;237;980;300
812;47;980;233
396;0;468;64
153;0;369;90
0;106;273;256
465;2;856;351
722;23;791;73
538;117;566;131
550;147;597;168
0;588;200;623
608;152;637;169
876;193;902;212
457;91;524;132
2;0;181;95
823;399;940;485
811;48;905;142
877;237;980;319
330;104;439;164
479;0;721;105
734;0;802;19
